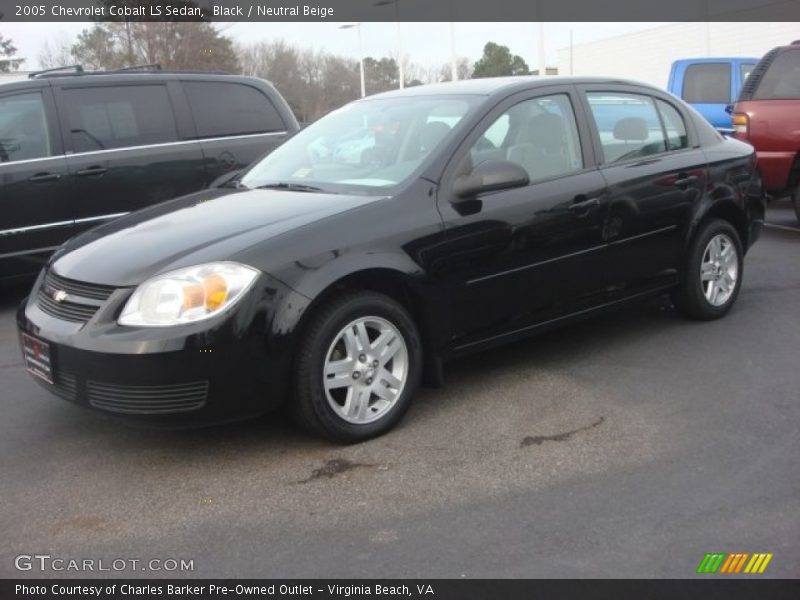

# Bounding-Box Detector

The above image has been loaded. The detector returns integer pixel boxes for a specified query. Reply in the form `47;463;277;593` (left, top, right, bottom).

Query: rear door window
682;63;732;103
586;93;667;164
63;85;178;152
753;48;800;100
655;100;689;151
183;81;285;138
0;92;51;162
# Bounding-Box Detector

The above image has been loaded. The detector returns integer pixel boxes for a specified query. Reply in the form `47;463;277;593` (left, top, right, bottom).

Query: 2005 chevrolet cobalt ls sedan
18;77;765;442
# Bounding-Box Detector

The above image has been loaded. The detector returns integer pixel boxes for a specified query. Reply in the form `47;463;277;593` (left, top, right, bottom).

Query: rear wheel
675;219;743;320
291;291;422;443
792;183;800;224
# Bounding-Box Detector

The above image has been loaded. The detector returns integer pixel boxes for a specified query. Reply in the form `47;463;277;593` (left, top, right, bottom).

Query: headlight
118;262;260;327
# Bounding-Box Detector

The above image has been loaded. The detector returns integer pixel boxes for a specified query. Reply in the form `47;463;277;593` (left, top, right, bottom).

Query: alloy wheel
323;316;409;425
700;233;738;307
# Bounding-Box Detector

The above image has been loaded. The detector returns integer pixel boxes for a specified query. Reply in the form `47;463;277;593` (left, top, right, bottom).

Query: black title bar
0;0;799;22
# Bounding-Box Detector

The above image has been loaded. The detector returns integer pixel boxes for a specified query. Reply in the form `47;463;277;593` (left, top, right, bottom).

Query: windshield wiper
254;182;331;193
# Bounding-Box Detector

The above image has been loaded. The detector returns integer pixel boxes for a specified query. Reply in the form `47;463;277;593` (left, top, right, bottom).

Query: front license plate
21;333;53;384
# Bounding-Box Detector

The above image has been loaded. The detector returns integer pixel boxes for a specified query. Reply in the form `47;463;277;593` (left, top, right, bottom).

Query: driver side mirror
453;160;530;200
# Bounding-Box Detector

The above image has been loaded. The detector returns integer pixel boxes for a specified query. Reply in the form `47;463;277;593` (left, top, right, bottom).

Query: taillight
733;113;750;136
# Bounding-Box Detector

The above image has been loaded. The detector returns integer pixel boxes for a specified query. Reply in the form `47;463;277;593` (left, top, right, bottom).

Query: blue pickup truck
667;57;759;133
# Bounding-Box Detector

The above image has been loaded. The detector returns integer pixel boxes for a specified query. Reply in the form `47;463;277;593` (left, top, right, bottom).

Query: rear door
0;86;71;278
181;79;292;181
579;86;707;295
55;80;206;235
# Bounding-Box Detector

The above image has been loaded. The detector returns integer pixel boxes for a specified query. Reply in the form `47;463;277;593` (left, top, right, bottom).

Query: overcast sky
2;22;666;71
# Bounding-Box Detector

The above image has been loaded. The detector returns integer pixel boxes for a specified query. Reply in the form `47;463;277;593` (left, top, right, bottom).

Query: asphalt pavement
1;203;798;578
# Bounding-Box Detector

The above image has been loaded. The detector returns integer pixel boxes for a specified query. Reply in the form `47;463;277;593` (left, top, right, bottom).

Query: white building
557;22;800;90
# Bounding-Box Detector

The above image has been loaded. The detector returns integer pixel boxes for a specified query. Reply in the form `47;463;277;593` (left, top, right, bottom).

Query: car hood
51;187;381;287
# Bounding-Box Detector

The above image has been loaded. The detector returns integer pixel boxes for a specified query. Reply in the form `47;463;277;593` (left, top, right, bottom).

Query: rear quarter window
682;63;732;104
752;48;800;100
183;81;286;138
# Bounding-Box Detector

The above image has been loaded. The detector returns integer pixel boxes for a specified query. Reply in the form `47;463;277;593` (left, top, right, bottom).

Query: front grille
87;381;209;415
37;292;98;322
37;270;117;324
43;270;115;301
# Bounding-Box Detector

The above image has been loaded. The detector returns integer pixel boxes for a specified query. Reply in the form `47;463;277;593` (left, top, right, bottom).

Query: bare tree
239;40;359;123
438;57;473;82
71;22;238;72
39;34;76;69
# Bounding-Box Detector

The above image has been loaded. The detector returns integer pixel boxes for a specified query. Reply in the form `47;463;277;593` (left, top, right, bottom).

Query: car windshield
240;95;479;194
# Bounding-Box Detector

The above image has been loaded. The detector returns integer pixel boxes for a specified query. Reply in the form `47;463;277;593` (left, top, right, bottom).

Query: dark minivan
0;67;299;280
18;77;765;442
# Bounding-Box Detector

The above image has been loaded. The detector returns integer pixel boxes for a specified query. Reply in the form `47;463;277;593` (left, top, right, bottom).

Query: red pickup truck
733;41;800;222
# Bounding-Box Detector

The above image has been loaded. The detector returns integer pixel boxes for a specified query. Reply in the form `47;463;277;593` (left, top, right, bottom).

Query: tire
291;291;422;443
675;219;744;321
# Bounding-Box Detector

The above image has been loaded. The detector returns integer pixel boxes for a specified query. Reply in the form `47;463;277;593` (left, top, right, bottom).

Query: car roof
0;71;270;89
364;76;665;100
672;57;759;64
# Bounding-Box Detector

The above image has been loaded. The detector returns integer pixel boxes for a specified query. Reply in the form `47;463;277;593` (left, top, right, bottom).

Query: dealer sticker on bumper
21;333;53;384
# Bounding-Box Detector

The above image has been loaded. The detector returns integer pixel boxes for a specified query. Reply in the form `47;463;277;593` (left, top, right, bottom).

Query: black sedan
17;77;765;442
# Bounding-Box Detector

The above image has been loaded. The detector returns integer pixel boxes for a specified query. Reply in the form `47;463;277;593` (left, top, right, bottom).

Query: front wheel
291;291;422;443
675;219;743;320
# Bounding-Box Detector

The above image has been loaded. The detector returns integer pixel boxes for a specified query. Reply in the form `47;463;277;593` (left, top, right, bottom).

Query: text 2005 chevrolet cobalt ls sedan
18;77;765;442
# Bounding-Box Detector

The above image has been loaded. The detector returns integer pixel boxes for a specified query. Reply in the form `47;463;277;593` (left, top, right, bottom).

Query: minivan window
471;94;583;182
64;85;178;152
241;95;479;193
0;92;51;163
655;99;689;151
753;48;800;100
683;63;731;103
183;82;285;138
587;93;666;163
740;63;756;82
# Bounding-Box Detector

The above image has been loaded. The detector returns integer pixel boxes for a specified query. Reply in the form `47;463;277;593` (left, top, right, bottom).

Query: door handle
28;172;62;183
569;196;601;214
75;166;108;177
673;174;699;188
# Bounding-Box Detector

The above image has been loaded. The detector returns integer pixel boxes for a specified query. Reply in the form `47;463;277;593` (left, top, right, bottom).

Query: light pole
373;0;404;89
339;23;366;98
537;22;546;77
448;0;457;81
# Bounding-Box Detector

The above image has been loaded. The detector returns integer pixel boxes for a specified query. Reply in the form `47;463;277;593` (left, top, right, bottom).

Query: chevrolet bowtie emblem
53;290;67;303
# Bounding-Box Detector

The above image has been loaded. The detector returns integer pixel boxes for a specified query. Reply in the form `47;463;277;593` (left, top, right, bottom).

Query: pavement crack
295;458;375;484
520;416;605;448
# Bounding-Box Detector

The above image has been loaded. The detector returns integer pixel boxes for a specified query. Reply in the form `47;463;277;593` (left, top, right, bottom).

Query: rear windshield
753;48;800;100
682;63;731;104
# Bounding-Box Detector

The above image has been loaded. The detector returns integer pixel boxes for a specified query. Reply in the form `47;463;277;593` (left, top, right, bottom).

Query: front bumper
17;270;309;427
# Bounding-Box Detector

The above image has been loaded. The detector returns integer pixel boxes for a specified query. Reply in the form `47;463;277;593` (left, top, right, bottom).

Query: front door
437;88;609;350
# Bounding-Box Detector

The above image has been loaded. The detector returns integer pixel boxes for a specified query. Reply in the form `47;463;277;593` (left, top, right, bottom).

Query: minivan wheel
675;219;743;320
291;291;422;443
